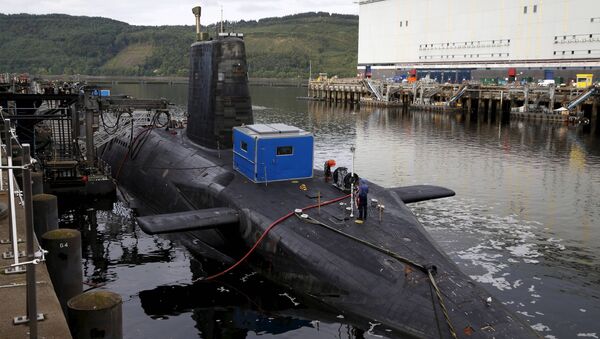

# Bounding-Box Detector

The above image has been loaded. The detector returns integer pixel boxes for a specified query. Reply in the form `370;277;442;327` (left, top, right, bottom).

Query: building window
572;51;575;55
241;141;248;152
533;5;537;13
406;20;408;27
524;6;527;14
554;51;557;55
277;146;293;156
400;21;403;27
589;50;592;54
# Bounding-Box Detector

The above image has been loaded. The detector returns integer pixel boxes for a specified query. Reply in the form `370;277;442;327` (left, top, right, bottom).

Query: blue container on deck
233;124;314;183
544;70;554;80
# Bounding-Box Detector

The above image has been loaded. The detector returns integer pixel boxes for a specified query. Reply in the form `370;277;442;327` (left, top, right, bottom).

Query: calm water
60;83;600;338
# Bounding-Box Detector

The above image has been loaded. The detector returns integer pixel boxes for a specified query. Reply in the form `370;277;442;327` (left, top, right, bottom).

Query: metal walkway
566;86;598;111
364;79;384;101
446;85;469;106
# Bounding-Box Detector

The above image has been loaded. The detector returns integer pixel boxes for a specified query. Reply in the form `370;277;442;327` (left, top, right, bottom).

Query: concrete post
31;172;43;195
68;291;122;339
32;194;58;239
42;229;83;314
524;86;529;113
592;99;598;125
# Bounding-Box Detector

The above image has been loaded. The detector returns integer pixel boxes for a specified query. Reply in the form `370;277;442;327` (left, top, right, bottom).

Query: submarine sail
187;8;253;149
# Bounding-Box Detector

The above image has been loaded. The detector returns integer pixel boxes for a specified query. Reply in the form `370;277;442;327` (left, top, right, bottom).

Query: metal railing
0;116;44;338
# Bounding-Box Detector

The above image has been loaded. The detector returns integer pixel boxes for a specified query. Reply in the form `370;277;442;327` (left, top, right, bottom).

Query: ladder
46;116;73;160
365;79;384;101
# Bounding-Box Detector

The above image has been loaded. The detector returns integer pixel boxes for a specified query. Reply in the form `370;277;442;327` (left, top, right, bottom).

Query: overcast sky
0;0;358;26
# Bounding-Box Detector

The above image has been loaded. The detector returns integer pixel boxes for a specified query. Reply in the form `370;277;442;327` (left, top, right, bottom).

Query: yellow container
576;74;593;88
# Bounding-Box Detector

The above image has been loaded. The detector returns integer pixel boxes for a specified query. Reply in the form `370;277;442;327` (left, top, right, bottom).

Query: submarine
100;6;539;338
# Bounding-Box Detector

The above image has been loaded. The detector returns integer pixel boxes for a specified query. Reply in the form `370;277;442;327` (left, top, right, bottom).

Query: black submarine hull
100;33;538;337
101;126;537;338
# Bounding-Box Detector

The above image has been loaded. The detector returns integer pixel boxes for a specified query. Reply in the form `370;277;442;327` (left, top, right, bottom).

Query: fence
0;115;44;338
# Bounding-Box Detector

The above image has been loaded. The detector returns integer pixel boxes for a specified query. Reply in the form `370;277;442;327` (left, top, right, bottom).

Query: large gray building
358;0;600;81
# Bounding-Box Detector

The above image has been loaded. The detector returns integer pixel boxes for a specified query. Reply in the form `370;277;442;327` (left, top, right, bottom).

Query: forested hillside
0;12;358;78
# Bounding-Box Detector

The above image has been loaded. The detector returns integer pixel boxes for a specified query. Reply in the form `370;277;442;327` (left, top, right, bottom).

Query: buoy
42;229;83;314
67;291;123;339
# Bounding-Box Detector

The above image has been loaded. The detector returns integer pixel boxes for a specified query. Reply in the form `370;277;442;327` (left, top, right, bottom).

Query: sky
0;0;359;26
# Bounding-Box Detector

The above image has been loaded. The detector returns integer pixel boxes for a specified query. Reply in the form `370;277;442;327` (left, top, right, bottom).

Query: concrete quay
0;190;71;339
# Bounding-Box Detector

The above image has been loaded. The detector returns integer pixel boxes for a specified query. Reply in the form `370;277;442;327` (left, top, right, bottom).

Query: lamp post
350;145;355;218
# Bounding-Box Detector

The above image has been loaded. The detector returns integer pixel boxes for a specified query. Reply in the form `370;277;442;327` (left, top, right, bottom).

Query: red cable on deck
201;193;351;281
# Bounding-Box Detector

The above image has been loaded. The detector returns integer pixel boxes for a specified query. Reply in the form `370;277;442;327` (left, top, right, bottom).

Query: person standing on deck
324;159;336;182
357;180;369;221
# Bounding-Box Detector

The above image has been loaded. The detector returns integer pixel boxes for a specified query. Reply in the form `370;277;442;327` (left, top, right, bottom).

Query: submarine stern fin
136;207;239;235
389;185;455;204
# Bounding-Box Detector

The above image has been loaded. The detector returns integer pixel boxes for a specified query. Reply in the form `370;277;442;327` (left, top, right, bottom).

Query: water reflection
59;197;387;339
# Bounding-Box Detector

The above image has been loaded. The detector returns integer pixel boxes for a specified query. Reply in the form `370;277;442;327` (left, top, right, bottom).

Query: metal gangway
364;79;384;101
566;85;598;111
45;111;75;160
79;111;156;155
445;85;469;106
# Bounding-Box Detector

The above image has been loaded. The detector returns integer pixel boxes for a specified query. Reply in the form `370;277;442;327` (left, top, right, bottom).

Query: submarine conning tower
187;6;253;149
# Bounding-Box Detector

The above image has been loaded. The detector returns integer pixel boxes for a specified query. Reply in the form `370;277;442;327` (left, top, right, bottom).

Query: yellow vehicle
576;74;593;88
316;73;328;82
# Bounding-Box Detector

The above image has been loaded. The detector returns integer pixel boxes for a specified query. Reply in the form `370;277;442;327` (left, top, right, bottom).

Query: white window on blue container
277;146;293;156
241;140;248;152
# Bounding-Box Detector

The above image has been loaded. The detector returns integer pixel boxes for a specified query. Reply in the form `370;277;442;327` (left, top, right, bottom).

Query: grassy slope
102;43;153;71
0;12;357;78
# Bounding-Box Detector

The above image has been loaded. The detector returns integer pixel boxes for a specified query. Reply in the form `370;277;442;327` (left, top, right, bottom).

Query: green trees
0;12;358;78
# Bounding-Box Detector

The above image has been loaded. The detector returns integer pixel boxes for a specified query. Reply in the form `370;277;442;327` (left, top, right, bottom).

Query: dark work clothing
357;181;369;220
358;204;367;220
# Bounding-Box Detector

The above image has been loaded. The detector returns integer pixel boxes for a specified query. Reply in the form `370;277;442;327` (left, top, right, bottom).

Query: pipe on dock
67;291;123;339
32;194;58;238
42;229;83;314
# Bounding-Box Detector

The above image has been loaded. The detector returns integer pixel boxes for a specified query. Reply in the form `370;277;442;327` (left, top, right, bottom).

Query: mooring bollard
32;193;58;238
15;171;43;193
68;291;123;339
31;171;44;195
42;229;83;314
